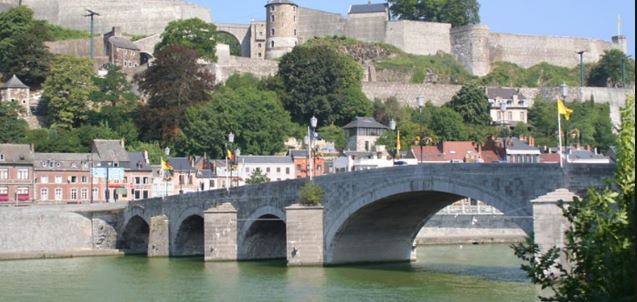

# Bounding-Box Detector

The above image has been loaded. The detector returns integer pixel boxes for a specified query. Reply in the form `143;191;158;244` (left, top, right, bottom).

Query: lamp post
560;83;570;149
105;162;112;203
84;9;100;61
227;132;235;191
390;119;397;165
309;116;318;181
577;51;585;89
499;102;508;150
417;96;425;164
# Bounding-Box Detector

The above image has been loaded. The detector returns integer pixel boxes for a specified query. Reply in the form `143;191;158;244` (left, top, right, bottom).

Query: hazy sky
192;0;635;56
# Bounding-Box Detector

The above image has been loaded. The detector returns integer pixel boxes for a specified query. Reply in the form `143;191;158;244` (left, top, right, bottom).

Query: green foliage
215;31;241;56
512;95;635;302
44;23;89;41
298;182;324;206
178;74;292;158
0;101;28;143
318;125;347;150
154;18;218;62
481;62;583;88
135;45;215;145
388;0;480;27
278;44;372;126
588;49;635;88
92;64;137;107
446;83;492;126
0;6;51;87
43;55;98;129
376;52;475;84
373;97;412;126
129;142;165;164
245;168;271;185
426;105;468;141
511;122;531;137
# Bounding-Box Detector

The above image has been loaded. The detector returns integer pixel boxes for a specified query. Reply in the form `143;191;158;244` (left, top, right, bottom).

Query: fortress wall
385;21;451;56
45;37;109;65
209;56;279;84
134;33;162;55
297;7;345;43
450;25;491;76
489;33;621;69
343;15;387;43
17;0;211;35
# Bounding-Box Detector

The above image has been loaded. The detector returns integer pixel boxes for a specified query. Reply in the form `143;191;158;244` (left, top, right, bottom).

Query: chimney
111;26;122;37
120;138;125;148
143;151;149;164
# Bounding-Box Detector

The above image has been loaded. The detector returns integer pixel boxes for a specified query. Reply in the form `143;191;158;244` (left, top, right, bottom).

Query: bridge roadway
107;163;613;265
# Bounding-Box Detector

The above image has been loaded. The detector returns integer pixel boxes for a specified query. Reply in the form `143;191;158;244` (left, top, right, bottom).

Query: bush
298;183;324;206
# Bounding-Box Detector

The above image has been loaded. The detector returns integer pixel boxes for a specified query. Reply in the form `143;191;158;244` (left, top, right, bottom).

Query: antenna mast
84;9;101;61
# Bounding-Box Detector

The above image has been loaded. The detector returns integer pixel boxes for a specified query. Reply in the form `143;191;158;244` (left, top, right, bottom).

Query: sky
192;0;635;56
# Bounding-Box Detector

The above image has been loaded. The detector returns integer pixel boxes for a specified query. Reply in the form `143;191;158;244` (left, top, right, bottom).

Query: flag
311;130;322;141
226;149;235;161
161;159;173;171
396;131;401;159
557;98;573;121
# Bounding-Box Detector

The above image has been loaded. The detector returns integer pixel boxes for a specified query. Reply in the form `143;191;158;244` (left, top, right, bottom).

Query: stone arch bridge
113;164;612;265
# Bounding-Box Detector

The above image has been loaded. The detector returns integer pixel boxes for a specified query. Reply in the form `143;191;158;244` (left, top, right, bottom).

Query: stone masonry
285;204;324;266
148;214;169;257
204;203;238;261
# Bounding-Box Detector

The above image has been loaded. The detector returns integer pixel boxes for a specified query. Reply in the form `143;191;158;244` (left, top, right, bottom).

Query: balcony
17;194;30;202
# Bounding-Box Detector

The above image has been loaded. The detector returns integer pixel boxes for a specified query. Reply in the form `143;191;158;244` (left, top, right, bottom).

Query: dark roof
568;150;608;160
1;74;29;89
92;140;129;162
127;152;151;171
343;117;390;129
109;36;140;50
487;88;517;100
349;2;389;14
0;144;34;164
33;153;91;170
289;150;308;158
197;170;214;178
237;155;293;164
265;0;297;7
506;138;540;152
168;157;195;172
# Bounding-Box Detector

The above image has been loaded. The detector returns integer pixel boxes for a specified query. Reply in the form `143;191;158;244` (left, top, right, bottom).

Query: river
0;244;537;302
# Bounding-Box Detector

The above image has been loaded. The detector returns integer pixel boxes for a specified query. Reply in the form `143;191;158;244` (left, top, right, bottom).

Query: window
143;177;149;184
70;176;77;183
55;188;62;201
294;29;297;36
258;43;262;48
271;6;275;11
135;177;141;184
520;111;526;121
266;167;271;173
0;187;7;195
55;176;62;184
81;176;88;183
271;15;275;22
179;175;185;185
143;191;149;199
70;188;78;200
508;111;513;121
0;169;7;179
41;188;48;201
81;188;88;200
271;41;275;48
209;180;215;188
188;175;193;185
286;167;290;175
92;188;98;200
276;167;281;173
0;153;4;161
41;176;49;184
271;28;275;36
134;190;140;200
17;169;28;180
296;165;301;172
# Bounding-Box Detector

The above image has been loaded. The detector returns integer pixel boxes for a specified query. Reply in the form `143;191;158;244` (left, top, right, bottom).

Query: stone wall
416;214;526;245
209;46;279;83
45;37;109;65
385;20;451;56
3;0;211;35
297;7;345;44
450;25;491;76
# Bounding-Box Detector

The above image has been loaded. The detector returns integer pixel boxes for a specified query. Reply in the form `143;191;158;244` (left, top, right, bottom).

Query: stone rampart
45;37;109;65
450;24;491;76
385;20;451;56
297;7;345;44
2;0;211;35
209;55;279;84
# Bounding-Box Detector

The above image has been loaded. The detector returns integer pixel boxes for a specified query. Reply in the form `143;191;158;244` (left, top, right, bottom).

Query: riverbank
415;227;526;245
0;249;123;261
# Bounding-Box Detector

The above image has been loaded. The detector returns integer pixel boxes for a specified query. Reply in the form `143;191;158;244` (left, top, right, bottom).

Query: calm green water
0;244;536;302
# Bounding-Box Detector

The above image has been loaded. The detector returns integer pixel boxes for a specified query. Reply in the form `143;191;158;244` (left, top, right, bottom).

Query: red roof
442;141;479;161
480;149;502;163
412;146;445;162
540;153;561;163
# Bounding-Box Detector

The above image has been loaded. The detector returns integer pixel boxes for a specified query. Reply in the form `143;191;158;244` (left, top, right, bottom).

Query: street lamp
560;83;570;155
577;51;585;89
226;132;235;191
417;96;425;164
389;119;397;164
499;102;508;148
309;116;318;181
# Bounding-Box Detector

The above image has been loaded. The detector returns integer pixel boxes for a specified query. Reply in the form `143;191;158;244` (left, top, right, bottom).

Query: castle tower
0;75;31;116
265;0;298;59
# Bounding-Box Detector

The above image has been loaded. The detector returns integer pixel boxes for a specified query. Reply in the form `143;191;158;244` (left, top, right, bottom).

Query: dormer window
0;154;4;161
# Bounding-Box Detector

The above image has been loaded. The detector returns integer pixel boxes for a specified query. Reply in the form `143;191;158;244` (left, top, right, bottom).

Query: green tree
92;64;137;107
154;18;218;62
215;31;241;56
0;7;52;87
178;74;292;158
318;124;346;150
512;95;635;302
426;105;468;141
446;83;491;126
0;101;28;143
511;122;530;137
373;97;409;125
278;45;372;126
245;168;271;185
21;128;82;153
43;55;97;129
588;49;635;88
298;182;324;206
388;0;480;27
128;141;164;164
135;45;215;145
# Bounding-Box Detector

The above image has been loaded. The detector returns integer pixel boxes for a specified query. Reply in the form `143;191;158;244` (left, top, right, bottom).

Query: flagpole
557;97;564;168
225;143;229;193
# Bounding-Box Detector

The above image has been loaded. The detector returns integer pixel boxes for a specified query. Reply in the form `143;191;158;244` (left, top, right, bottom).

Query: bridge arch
238;206;287;260
324;175;531;264
216;31;242;56
118;215;150;255
173;214;204;256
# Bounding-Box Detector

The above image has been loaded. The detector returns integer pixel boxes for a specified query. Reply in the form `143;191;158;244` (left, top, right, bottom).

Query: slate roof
487;88;517;100
92;140;129;162
349;2;389;14
0;144;34;164
343;117;390;129
1;74;29;89
168;157;196;172
127;152;151;171
108;36;140;50
33;153;91;170
506;138;540;152
289;150;308;158
568;150;608;160
236;155;293;164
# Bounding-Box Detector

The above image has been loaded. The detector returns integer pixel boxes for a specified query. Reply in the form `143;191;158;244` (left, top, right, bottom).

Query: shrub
298;183;324;206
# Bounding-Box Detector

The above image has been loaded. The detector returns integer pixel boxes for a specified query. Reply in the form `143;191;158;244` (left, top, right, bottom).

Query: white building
343;117;390;152
487;88;529;127
216;155;296;187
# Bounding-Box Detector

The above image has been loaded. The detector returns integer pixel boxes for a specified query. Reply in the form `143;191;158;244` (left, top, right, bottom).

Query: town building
343;117;390;152
412;141;497;163
566;149;611;164
0;144;34;204
91;139;130;203
167;157;198;195
0;74;30;115
289;150;326;178
126;152;153;200
33;153;91;204
233;155;296;185
104;27;141;69
504;137;541;163
487;88;529;127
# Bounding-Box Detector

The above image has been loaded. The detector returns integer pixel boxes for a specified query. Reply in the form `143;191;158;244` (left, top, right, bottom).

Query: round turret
265;0;298;59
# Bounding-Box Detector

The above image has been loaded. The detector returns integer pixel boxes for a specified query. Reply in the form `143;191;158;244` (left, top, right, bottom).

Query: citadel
0;0;628;77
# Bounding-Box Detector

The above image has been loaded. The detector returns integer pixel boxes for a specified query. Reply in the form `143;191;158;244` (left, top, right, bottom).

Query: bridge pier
286;204;324;266
148;215;169;257
204;203;238;261
531;188;578;265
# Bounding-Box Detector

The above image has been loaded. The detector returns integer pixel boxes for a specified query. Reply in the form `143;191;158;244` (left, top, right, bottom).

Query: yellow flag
557;98;573;121
161;159;173;171
227;149;234;161
396;132;401;152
